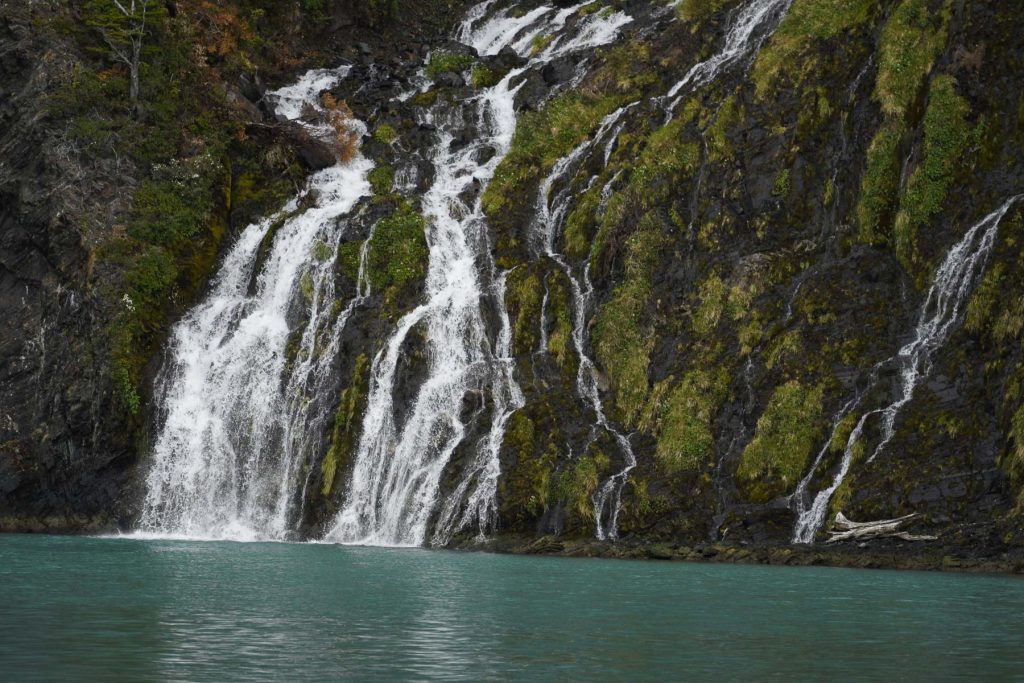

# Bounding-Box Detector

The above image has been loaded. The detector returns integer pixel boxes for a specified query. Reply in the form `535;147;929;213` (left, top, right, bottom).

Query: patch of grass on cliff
550;448;609;522
856;120;904;244
677;0;727;21
545;269;575;373
365;201;429;313
752;0;876;97
506;267;544;356
628;118;700;208
426;51;474;79
368;165;395;196
563;184;602;261
321;353;370;496
893;75;972;270
593;223;667;428
706;94;744;161
482;93;623;217
874;0;951;117
649;368;731;474
737;380;826;502
499;412;556;525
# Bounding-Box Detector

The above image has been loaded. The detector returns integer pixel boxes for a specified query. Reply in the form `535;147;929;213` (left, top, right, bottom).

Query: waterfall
325;3;634;547
136;68;372;541
527;105;638;540
792;196;1022;543
666;0;793;104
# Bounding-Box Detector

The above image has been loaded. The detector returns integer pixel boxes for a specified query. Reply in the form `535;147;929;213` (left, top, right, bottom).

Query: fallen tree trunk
826;512;937;543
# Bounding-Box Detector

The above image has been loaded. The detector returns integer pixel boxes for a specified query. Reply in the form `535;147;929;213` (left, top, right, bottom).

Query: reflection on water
0;535;1022;680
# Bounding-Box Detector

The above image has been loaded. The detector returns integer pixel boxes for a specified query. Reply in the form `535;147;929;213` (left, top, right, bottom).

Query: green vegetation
651;369;731;474
471;64;497;89
545;271;575;371
772;168;792;197
592;224;667;427
374;124;398;145
531;34;555;57
752;0;876;97
856;121;904;243
676;0;727;21
563;184;602;261
894;76;972;269
628;118;701;208
874;0;950;117
365;202;429;312
426;51;474;79
499;412;555;525
706;95;743;161
368;164;395;196
483;93;623;217
550;450;609;521
737;380;826;502
506;268;544;356
321;354;370;496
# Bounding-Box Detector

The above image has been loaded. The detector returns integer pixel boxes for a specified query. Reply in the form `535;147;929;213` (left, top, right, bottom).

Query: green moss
593;225;667;427
550;449;610;522
337;240;364;282
311;240;333;262
627;118;700;207
426;51;474;79
856;120;904;244
706;95;743;161
506;268;544;356
374;124;397;145
483;93;623;217
752;0;876;97
530;33;555;57
677;0;727;21
652;368;731;474
499;412;556;524
693;273;728;337
874;0;951;117
830;413;860;454
368;165;395;196
737;380;826;502
894;75;972;270
772;168;792;197
366;201;429;312
545;270;575;371
411;90;438;107
471;64;497;89
563;184;602;261
321;353;370;496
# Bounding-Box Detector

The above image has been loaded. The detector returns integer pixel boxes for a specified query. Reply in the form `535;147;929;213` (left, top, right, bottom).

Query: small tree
84;0;156;107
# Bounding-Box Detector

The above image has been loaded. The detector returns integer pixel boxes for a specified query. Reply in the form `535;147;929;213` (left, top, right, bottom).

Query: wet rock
294;131;337;171
471;145;497;165
434;71;465;88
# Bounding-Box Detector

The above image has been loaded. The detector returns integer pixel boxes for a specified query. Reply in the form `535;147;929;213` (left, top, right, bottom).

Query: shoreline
3;517;1023;575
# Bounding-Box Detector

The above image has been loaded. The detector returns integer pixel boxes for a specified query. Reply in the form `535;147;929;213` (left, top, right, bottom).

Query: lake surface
1;535;1022;681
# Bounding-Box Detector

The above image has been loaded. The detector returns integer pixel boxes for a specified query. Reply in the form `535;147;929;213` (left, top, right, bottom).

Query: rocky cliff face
3;0;1023;566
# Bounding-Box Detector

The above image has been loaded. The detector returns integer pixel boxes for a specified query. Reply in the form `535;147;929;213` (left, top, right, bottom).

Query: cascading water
136;68;372;540
666;0;793;105
529;105;639;540
792;196;1023;543
326;2;634;547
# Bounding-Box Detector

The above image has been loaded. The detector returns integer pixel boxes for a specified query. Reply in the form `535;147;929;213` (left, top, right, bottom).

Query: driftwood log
826;512;938;543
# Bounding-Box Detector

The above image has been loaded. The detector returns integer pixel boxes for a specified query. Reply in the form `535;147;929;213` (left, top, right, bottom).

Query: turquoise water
1;535;1022;680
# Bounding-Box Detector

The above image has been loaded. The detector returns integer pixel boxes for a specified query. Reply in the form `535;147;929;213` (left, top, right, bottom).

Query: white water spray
326;3;633;547
137;67;372;541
